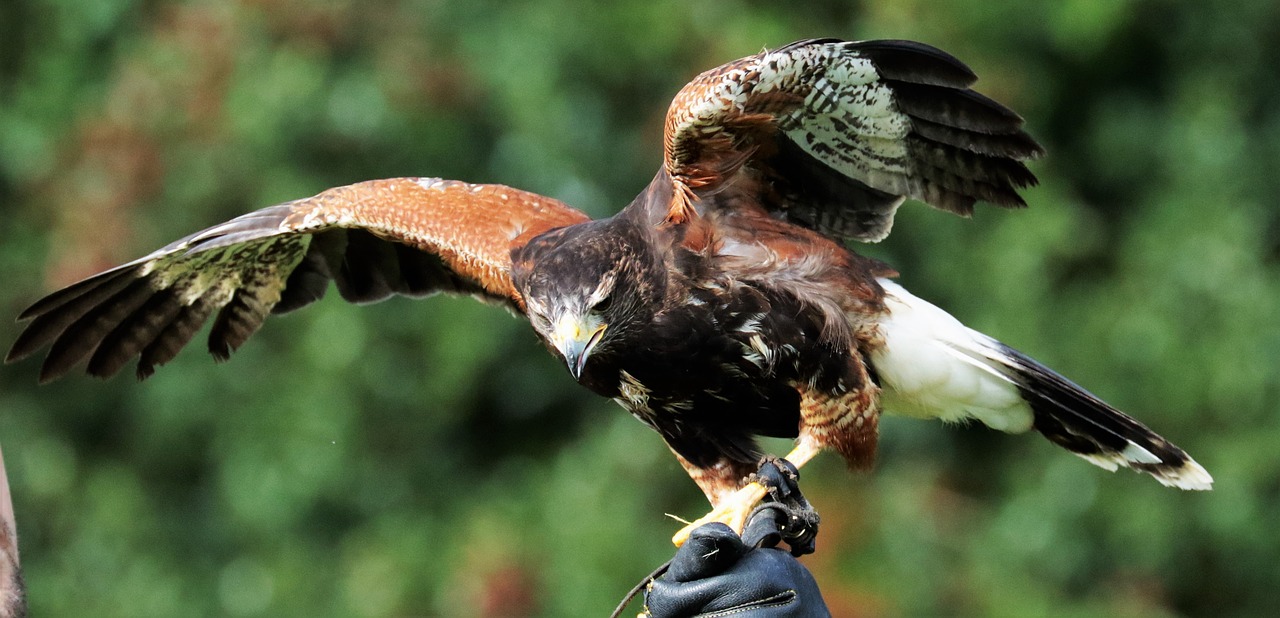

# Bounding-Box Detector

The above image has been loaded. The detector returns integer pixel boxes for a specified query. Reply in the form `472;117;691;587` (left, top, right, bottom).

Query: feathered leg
669;450;756;507
671;385;876;546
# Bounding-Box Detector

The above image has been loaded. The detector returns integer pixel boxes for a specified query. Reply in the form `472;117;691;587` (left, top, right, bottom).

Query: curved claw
745;459;821;556
671;456;821;554
672;481;769;547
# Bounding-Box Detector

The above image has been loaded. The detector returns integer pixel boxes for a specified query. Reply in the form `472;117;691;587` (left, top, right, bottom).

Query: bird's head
512;220;666;382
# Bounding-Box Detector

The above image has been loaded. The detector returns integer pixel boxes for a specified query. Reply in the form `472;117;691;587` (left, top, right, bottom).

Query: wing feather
137;297;218;379
8;178;589;381
909;116;1044;159
662;39;1044;241
40;279;160;381
887;82;1026;134
86;288;185;378
843;39;977;88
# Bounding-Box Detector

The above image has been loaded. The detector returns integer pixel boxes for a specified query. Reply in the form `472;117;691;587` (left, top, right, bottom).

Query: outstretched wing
662;38;1044;241
7;178;590;382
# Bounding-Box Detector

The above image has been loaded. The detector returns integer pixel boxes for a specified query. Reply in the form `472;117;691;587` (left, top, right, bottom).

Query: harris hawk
7;39;1211;545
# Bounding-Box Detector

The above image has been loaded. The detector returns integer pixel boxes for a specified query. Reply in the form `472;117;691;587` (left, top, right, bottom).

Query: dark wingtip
911;117;1046;160
36;362;72;386
1022;134;1047;160
852;39;978;88
14;265;137;322
7;265;148;372
774;39;980;90
2;348;24;367
7;320;56;367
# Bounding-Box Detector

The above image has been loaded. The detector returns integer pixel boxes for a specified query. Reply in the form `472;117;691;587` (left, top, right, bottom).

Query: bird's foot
742;458;820;555
671;481;769;547
671;458;820;553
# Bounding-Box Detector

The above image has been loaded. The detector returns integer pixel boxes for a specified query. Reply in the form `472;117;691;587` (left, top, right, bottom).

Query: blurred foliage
1;0;1278;615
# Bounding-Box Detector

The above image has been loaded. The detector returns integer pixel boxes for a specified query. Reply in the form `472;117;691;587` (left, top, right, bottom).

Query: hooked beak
550;314;607;380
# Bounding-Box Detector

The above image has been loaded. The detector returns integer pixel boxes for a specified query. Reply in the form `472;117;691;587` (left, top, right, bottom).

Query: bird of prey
7;39;1212;545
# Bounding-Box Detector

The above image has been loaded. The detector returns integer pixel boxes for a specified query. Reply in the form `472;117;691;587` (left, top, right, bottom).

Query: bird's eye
526;306;551;329
533;312;551;328
591;294;614;314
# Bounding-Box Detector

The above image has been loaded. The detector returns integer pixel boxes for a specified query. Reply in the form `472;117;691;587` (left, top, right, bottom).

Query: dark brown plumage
7;40;1210;544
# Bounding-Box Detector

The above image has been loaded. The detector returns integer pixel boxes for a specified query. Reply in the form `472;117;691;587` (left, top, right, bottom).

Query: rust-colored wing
6;178;590;383
662;39;1044;241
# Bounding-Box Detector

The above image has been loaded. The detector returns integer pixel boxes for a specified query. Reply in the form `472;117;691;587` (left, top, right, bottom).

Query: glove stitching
694;590;798;617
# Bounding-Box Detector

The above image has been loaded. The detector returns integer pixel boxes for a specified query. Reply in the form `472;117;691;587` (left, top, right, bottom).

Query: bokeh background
1;0;1278;615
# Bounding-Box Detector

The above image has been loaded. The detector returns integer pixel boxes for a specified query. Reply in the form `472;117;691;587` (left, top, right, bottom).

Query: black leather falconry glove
642;459;829;618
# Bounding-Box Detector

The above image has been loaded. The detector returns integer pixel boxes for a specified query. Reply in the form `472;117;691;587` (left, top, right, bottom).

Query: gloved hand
641;459;829;617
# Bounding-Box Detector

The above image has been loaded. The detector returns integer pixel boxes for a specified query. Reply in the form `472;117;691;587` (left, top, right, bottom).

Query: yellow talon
671;481;770;546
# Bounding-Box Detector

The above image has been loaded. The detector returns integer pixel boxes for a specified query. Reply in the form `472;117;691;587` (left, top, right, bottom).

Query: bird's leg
671;438;822;546
670;382;873;546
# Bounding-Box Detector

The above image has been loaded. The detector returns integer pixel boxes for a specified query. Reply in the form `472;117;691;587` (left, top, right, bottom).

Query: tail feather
872;278;1213;490
950;336;1213;490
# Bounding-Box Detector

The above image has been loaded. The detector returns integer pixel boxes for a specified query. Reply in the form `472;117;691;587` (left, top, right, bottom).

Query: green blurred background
1;0;1278;615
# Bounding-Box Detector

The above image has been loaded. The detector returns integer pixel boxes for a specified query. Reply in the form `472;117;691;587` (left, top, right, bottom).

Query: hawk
7;39;1212;545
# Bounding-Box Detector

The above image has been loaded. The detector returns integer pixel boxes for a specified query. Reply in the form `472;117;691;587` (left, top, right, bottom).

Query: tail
869;279;1212;491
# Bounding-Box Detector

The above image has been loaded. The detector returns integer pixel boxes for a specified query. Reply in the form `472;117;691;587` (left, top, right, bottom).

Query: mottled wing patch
615;369;653;416
8;178;589;382
663;39;1043;241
